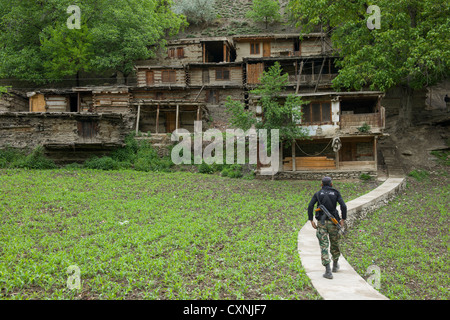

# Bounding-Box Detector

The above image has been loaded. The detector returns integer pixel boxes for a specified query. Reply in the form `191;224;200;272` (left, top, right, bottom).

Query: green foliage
359;173;373;181
288;0;450;92
408;169;430;181
172;0;216;25
198;161;215;174
0;146;57;169
40;24;94;83
13;146;57;170
0;85;11;96
431;150;450;166
0;0;187;83
221;164;243;178
246;0;281;29
357;123;371;133
84;156;121;170
226;62;309;149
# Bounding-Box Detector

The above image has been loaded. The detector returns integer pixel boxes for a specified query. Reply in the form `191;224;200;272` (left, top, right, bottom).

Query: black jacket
307;186;347;221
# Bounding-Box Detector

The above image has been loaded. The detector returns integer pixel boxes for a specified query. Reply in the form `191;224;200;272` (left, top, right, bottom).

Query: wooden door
340;142;355;161
263;42;271;57
247;63;264;84
166;112;176;133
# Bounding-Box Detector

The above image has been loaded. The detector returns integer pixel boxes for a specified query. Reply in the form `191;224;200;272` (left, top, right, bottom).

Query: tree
172;0;216;25
288;0;450;129
0;0;187;85
225;62;309;146
246;0;281;29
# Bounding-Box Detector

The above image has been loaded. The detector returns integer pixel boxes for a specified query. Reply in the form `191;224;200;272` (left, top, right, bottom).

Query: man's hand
310;220;317;229
340;219;345;227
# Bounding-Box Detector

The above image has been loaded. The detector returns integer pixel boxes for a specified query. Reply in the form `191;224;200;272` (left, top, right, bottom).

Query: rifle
315;205;346;235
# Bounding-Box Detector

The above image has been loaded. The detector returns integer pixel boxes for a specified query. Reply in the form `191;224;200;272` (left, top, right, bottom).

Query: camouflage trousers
316;220;341;266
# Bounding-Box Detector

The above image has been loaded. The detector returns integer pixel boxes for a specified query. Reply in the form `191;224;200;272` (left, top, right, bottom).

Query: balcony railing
340;109;385;130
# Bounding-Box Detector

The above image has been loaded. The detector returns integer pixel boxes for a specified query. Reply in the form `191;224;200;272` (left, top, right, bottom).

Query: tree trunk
76;71;80;87
398;85;414;130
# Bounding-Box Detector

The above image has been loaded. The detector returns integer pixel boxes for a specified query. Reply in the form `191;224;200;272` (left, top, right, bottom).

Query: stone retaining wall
256;170;377;180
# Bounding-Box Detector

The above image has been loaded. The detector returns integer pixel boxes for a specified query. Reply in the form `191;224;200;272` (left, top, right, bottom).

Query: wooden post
292;140;296;172
202;43;206;63
374;136;378;171
77;92;81;113
156;104;160;134
197;105;201;122
135;103;141;135
176;104;179;130
314;57;326;92
335;148;340;170
223;42;226;62
295;61;304;95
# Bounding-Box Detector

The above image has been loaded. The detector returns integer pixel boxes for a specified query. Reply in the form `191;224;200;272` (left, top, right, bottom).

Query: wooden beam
156;104;160;134
223;42;226;63
196;105;201;122
176;104;179;130
292;140;296;172
135;103;141;135
314;58;326;92
295;61;304;95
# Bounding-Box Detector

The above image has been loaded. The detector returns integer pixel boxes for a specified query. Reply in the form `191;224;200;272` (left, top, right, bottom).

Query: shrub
408;169;429;181
198;161;214;174
430;150;450;166
84;156;120;170
359;173;373;181
0;146;26;167
221;164;243;178
357;123;371;133
14;146;57;169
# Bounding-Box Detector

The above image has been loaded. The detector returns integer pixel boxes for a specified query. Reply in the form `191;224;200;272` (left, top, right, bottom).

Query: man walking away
307;176;347;279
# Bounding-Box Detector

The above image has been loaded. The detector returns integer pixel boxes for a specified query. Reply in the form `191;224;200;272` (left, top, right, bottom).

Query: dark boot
323;263;333;279
332;260;340;273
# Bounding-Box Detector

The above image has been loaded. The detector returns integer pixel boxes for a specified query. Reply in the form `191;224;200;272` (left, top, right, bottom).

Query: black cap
322;176;332;186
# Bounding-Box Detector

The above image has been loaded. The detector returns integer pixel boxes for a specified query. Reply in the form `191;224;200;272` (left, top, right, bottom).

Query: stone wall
0;92;28;112
0;112;135;162
256;169;377;181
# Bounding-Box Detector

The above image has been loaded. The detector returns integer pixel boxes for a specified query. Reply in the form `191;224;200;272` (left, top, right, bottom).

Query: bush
408;169;429;181
84;156;120;170
359;173;373;181
0;146;26;168
221;164;243;178
172;0;216;25
14;146;57;169
198;161;214;174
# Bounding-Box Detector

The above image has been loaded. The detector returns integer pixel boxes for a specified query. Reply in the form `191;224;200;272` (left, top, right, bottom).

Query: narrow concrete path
298;177;406;300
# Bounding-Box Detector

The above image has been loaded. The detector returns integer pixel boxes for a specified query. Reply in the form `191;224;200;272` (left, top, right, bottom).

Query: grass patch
341;168;450;300
0;169;374;299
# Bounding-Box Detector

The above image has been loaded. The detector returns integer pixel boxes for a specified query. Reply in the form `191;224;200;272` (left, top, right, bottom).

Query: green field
342;168;450;300
0;169;375;300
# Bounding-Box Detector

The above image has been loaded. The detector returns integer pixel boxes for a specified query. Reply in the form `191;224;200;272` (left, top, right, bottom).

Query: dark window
77;121;98;139
146;71;154;85
202;69;210;84
206;90;219;104
250;42;260;54
215;68;230;80
162;70;176;83
168;48;175;58
176;47;184;58
302;102;332;124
